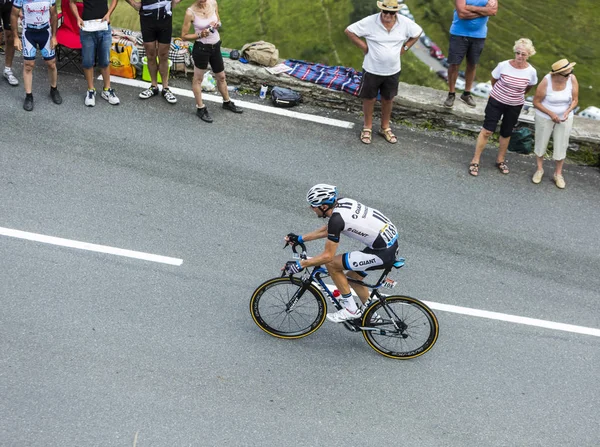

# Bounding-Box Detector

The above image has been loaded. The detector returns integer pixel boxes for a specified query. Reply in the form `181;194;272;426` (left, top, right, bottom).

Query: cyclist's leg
326;252;374;306
346;271;370;305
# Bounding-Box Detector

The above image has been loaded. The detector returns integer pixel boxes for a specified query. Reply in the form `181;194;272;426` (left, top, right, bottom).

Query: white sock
341;293;358;313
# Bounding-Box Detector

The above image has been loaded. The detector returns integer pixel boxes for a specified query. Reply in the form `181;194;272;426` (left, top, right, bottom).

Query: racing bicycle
249;242;439;359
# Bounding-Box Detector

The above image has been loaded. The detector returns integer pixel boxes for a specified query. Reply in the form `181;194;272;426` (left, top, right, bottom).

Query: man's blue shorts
80;27;112;69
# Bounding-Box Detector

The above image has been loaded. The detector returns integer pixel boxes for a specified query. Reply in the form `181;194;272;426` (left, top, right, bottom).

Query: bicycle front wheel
362;295;439;359
250;277;327;339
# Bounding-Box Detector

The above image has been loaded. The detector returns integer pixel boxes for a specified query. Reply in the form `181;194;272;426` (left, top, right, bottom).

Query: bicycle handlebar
284;240;307;260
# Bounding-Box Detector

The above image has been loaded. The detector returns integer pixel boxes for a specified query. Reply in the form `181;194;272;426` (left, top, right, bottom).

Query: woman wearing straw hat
531;59;579;189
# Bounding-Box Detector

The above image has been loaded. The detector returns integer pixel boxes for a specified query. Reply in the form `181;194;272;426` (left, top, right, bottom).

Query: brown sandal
360;128;372;144
469;162;479;177
496;161;509;174
378;127;398;144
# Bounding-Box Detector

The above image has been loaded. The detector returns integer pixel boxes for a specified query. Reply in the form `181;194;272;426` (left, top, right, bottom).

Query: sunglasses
381;10;397;15
559;70;573;77
514;51;528;56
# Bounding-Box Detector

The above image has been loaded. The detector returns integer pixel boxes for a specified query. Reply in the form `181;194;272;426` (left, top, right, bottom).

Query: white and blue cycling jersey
327;198;398;250
13;0;55;29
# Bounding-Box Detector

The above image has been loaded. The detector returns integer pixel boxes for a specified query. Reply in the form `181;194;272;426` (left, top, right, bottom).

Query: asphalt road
1;65;599;447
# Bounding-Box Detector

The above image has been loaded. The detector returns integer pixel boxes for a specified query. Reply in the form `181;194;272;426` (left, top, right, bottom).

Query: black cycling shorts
1;1;12;31
140;14;172;44
342;241;399;274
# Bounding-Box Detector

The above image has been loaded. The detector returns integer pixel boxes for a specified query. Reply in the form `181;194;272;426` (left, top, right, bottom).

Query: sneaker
23;94;34;112
4;68;19;86
460;93;477;108
554;174;566;189
101;88;120;105
139;85;159;99
222;100;243;114
532;169;544;184
161;88;177;104
196;106;213;123
326;307;361;323
50;87;62;105
443;92;455;108
85;89;96;107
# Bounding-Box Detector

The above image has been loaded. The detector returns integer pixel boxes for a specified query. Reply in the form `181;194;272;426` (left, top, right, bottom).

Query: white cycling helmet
306;184;338;207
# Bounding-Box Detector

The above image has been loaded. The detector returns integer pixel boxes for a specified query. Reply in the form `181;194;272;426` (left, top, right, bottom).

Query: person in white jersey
345;0;422;145
531;59;579;189
468;38;538;177
283;184;400;323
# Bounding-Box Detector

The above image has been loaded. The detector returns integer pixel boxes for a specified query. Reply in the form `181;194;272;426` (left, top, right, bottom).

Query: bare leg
23;60;35;94
536;155;544;172
4;31;15;67
555;159;564;177
497;136;510;163
100;65;111;90
83;67;95;90
464;60;477;92
380;98;394;130
326;256;370;305
157;42;170;89
471;128;493;164
144;41;159;87
362;98;376;129
46;58;57;88
447;63;459;94
192;67;205;107
213;70;229;101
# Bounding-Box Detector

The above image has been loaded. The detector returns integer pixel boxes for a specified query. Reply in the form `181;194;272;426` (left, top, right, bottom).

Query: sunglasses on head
381;10;397;15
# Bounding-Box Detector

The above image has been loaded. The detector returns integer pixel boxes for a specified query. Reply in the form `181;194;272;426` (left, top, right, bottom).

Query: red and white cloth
490;60;538;106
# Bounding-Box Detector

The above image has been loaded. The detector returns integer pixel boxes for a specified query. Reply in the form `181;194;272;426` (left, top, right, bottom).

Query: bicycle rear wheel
361;295;439;359
250;277;327;339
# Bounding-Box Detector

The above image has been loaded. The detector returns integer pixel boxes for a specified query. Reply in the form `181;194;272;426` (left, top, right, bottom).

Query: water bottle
259;85;268;99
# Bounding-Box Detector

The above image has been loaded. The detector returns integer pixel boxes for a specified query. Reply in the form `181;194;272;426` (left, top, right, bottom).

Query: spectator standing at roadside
11;0;62;111
1;0;19;86
469;38;537;177
125;0;179;104
181;0;242;123
443;0;497;109
345;0;422;145
531;59;579;189
70;0;120;107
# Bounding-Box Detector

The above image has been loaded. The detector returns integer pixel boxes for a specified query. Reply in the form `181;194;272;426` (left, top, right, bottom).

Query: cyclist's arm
300;225;328;242
300;239;338;269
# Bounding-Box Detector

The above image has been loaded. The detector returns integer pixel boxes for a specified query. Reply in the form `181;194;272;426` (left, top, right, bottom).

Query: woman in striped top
469;38;538;176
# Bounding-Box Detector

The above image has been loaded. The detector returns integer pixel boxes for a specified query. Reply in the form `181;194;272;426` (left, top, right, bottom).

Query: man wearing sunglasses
345;0;422;146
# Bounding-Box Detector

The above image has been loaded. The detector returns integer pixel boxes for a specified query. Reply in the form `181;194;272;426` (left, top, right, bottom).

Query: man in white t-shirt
345;0;421;145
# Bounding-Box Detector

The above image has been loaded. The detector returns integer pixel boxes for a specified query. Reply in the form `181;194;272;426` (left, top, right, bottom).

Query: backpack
240;41;279;67
271;87;302;108
508;127;534;154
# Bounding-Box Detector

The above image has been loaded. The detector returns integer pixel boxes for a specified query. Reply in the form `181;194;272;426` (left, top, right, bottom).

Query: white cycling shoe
326;307;361;323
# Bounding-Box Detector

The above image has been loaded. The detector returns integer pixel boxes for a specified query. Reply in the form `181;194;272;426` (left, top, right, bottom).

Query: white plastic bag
201;72;217;92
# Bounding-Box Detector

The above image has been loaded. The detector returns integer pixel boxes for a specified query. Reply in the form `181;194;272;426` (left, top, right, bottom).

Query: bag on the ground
110;43;136;79
240;41;279;67
508;127;534;154
271;87;302;108
201;72;216;92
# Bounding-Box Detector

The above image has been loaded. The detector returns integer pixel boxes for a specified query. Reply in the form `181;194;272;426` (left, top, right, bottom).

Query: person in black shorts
1;0;19;85
345;1;422;145
181;0;242;123
125;0;178;103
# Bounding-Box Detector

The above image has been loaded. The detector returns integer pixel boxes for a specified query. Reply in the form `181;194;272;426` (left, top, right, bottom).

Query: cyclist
284;184;399;323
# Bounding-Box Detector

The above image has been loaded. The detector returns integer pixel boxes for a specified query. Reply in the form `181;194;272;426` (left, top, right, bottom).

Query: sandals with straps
469;162;479;177
360;128;372;144
378;127;398;144
496;160;509;174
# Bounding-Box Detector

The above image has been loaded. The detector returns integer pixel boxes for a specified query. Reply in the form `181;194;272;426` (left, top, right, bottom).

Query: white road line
105;75;355;129
323;284;600;337
0;226;183;266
